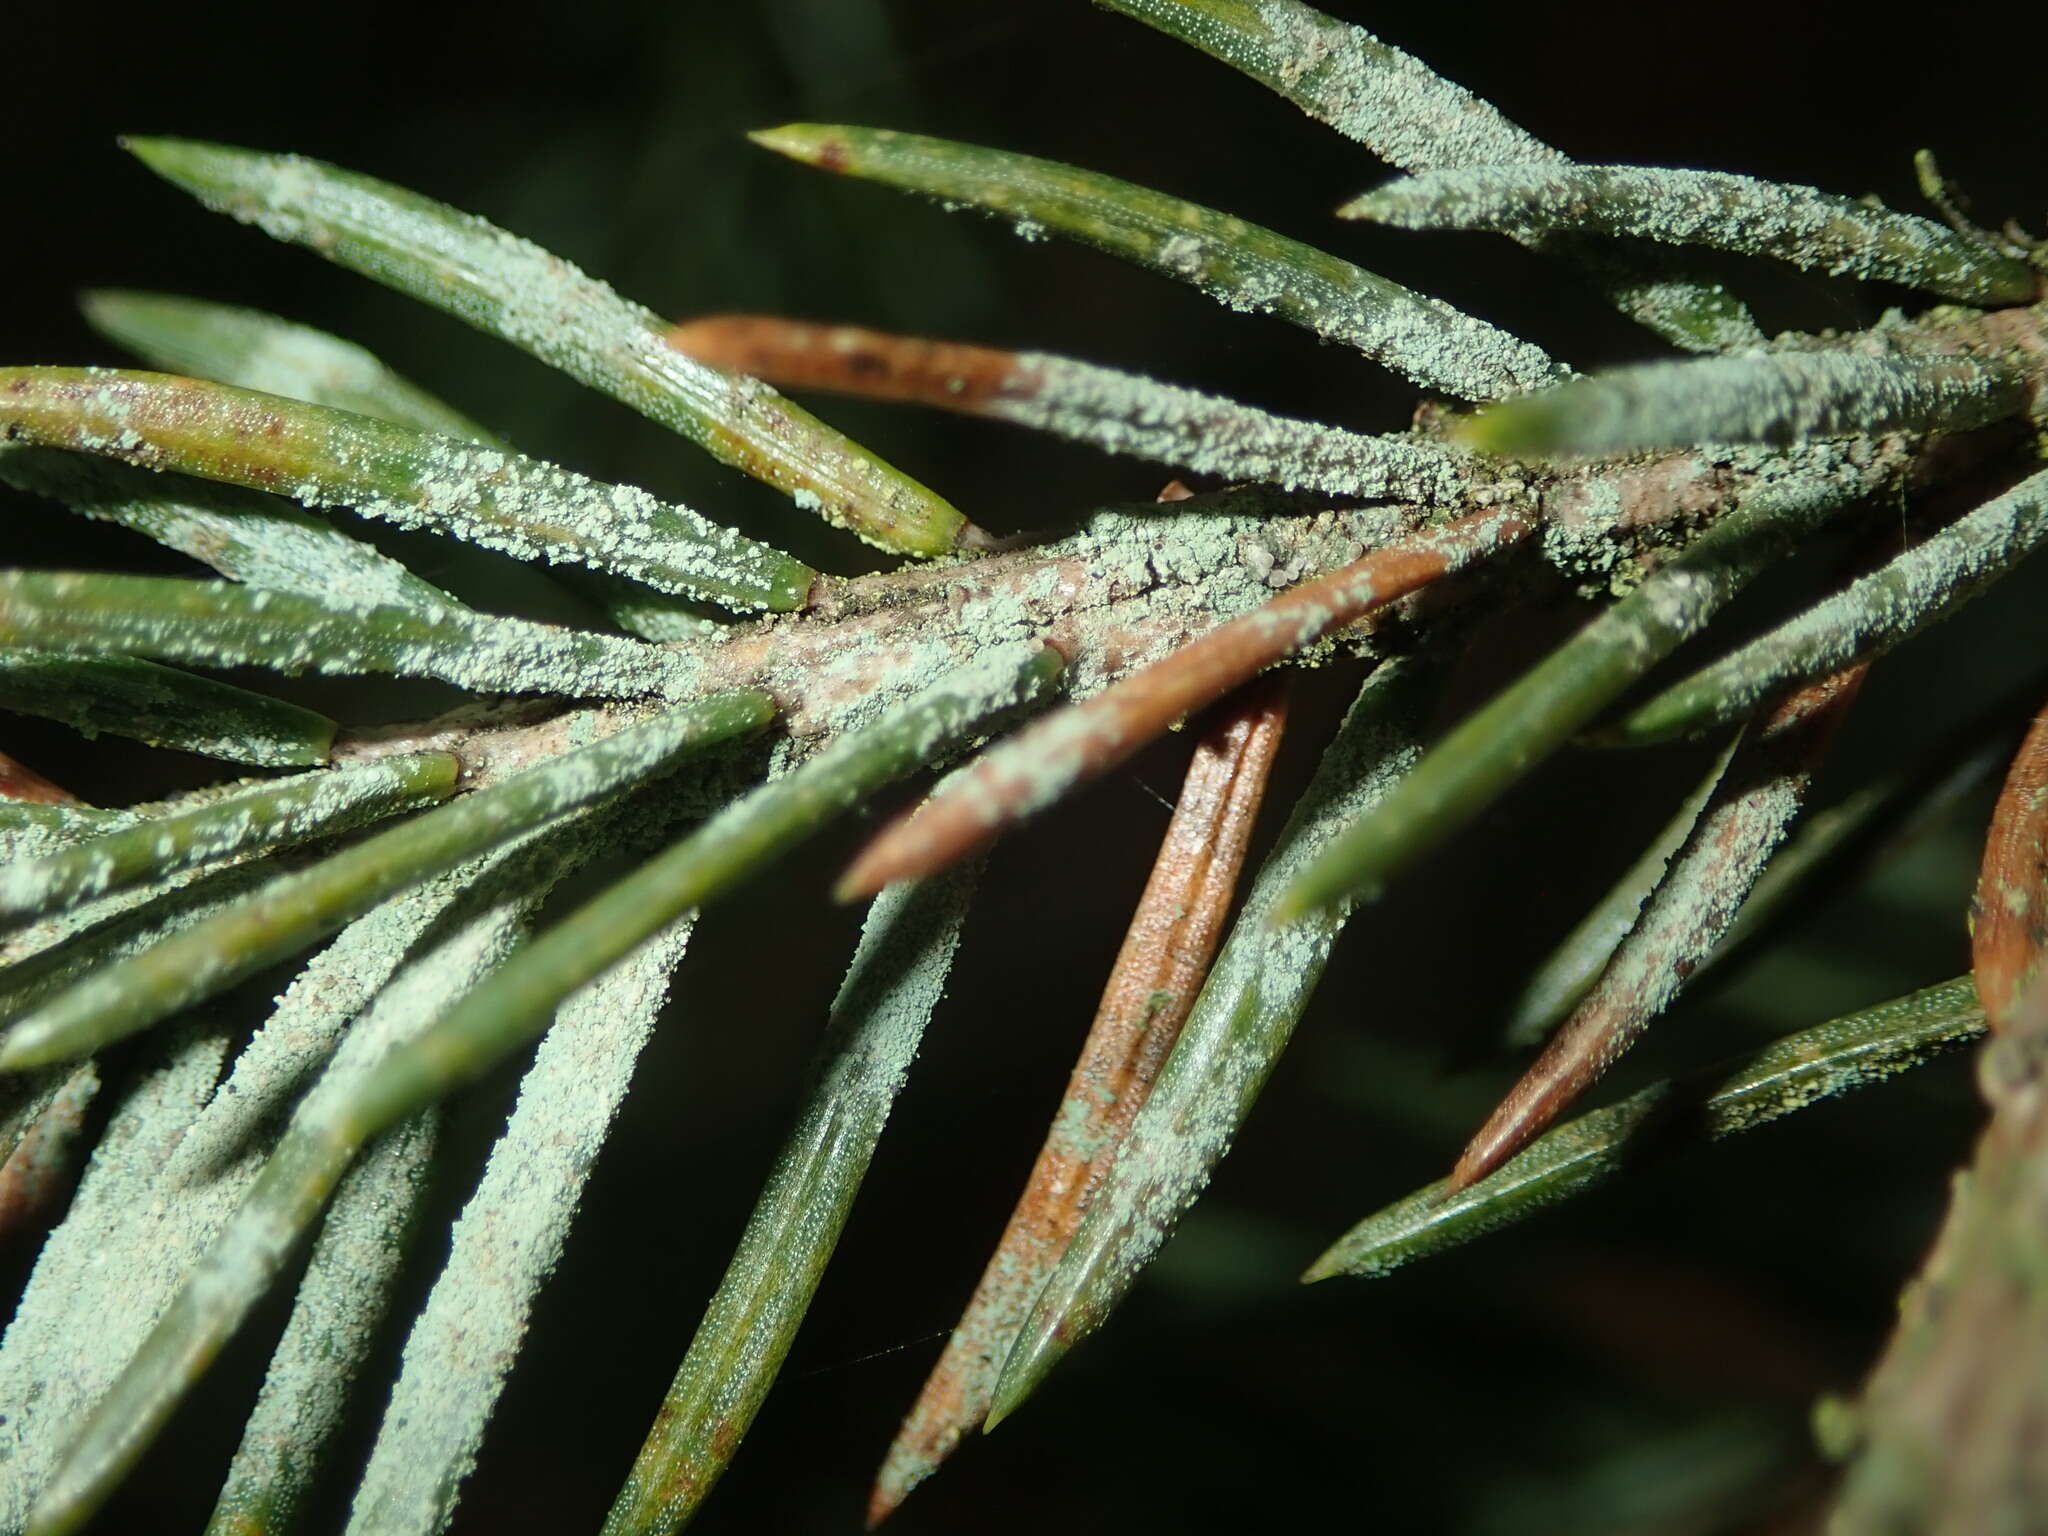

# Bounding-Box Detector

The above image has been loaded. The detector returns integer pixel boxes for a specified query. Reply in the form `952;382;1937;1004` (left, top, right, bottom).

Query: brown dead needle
867;674;1288;1526
668;315;1034;413
1971;701;2048;1030
0;748;84;807
1450;659;1868;1192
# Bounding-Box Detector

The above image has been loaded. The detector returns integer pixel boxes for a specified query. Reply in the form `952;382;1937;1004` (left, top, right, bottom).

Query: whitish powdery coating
1348;164;2038;306
781;125;1564;400
1168;0;1560;169
145;141;953;554
0;855;285;1028
0;825;586;1525
1644;464;2048;730
0;755;448;918
0;649;334;768
0;573;696;701
1489;350;2026;456
0;1021;232;1528
1103;0;1760;351
1006;352;1469;502
0;445;462;616
608;860;980;1532
80;290;499;445
997;658;1432;1393
345;905;700;1533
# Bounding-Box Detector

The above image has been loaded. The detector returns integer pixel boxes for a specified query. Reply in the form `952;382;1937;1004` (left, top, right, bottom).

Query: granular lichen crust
0;445;462;615
0;753;457;919
0;650;338;767
80;289;497;446
1007;352;1469;501
1105;0;1558;173
0;1018;233;1533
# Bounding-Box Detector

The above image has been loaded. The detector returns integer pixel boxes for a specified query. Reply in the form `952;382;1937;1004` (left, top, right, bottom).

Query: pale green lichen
1274;446;1879;920
739;497;1360;750
347;884;701;1535
80;290;500;443
0;650;337;766
891;509;1522;863
0;692;770;1072
0;856;289;1033
0;445;463;614
1105;0;1553;170
1345;163;2041;306
205;1112;434;1536
0;367;815;615
323;644;1052;1156
80;295;729;642
19;823;601;1536
0;1018;235;1533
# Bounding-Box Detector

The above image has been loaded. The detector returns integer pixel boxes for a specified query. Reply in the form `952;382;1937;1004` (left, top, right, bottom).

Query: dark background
6;2;2048;1531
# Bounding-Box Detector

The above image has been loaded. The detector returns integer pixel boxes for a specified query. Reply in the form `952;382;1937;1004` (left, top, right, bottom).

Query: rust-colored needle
669;316;1034;412
0;748;82;807
1971;700;2048;1029
867;674;1290;1525
1451;660;1868;1191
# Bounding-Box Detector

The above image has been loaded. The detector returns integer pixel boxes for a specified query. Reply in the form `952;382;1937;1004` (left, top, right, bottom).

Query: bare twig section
1451;660;1868;1190
669;317;1470;502
1829;970;2048;1532
868;675;1290;1525
0;750;83;808
837;505;1528;900
1970;703;2048;1028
